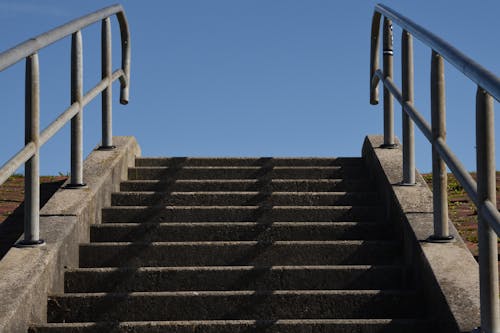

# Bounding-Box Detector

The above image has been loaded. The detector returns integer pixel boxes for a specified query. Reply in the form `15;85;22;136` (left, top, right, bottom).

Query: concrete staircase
30;157;430;332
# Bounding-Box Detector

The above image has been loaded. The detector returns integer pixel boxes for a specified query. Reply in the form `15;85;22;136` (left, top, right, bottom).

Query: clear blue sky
0;1;499;175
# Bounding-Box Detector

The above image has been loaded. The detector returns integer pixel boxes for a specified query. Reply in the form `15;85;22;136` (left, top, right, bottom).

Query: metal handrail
370;4;499;333
0;4;130;246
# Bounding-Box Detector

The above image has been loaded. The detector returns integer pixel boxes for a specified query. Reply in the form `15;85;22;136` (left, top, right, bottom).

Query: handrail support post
429;51;453;242
16;53;44;247
68;31;86;188
476;87;499;333
99;17;115;150
401;30;416;185
382;18;397;148
0;6;131;248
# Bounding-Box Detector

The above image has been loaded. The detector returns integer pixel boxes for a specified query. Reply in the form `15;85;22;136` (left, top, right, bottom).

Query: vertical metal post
370;12;381;105
382;18;396;148
401;30;415;185
100;17;115;150
18;53;44;247
429;51;453;242
68;31;85;188
476;87;499;333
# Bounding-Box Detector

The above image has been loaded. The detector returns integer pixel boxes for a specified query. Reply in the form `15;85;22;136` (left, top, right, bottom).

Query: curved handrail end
370;10;382;106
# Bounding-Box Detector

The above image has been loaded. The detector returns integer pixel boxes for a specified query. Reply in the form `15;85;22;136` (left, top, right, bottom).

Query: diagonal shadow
0;178;67;259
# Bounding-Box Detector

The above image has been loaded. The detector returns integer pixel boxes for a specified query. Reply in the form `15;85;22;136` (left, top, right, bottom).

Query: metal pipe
83;69;124;106
18;53;44;247
40;103;79;147
100;17;114;149
374;70;480;209
39;70;124;149
374;52;500;230
0;143;36;186
370;11;381;105
69;31;85;187
401;30;415;185
429;51;453;242
382;18;396;148
0;5;123;71
476;87;499;333
116;11;130;104
0;6;132;247
370;10;500;328
0;6;130;184
433;136;478;206
480;200;500;236
375;4;500;102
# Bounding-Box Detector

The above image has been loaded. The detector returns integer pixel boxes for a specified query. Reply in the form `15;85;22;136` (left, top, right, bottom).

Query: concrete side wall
362;135;480;333
0;136;141;333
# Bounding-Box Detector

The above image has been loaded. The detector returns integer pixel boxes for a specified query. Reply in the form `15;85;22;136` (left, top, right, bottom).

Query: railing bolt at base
426;235;455;243
15;239;45;248
98;145;116;151
64;183;87;189
380;143;399;149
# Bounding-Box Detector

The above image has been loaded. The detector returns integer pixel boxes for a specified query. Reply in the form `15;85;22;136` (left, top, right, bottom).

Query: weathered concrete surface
46;290;420;322
64;265;406;292
362;135;480;333
78;240;400;267
29;319;431;333
0;136;140;333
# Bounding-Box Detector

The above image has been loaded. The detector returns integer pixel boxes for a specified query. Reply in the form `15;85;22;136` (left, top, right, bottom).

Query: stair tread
120;179;375;192
92;221;389;227
31;318;431;333
130;166;347;170
127;165;365;181
64;264;407;293
34;318;430;325
121;179;371;184
103;205;382;209
37;156;428;328
111;191;381;206
135;157;363;165
113;191;377;195
81;240;397;245
95;221;384;225
50;289;416;297
46;289;422;322
67;264;404;272
122;178;370;185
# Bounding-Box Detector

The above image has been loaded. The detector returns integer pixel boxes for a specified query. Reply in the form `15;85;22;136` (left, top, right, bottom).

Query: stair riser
101;207;384;223
90;223;391;242
79;242;399;267
111;192;379;207
120;180;373;192
47;292;419;322
30;322;430;333
127;167;365;180
135;157;364;167
65;267;404;293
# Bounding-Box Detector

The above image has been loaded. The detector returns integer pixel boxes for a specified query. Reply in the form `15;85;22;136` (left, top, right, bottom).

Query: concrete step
120;179;374;192
79;241;400;267
64;265;406;293
111;191;380;207
30;319;430;333
127;166;365;181
46;290;421;322
101;206;385;223
135;157;365;167
90;222;392;242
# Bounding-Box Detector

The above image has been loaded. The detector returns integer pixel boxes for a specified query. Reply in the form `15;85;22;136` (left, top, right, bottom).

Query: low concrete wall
0;136;141;333
362;135;480;333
